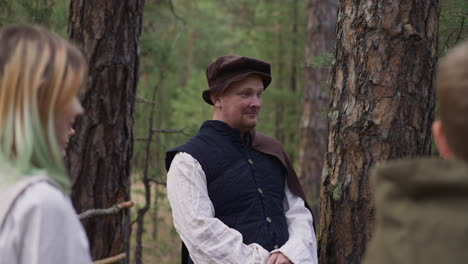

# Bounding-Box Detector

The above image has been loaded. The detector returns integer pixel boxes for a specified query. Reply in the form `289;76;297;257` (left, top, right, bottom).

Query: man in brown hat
166;55;317;264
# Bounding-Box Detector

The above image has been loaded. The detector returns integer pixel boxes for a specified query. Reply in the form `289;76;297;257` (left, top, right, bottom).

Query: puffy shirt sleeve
277;181;318;263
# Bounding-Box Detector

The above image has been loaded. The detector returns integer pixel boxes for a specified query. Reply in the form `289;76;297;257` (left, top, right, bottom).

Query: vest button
248;159;253;165
266;217;272;223
274;245;279;249
258;188;263;194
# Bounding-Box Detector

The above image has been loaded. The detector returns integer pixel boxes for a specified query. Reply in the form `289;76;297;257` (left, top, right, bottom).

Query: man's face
213;75;264;134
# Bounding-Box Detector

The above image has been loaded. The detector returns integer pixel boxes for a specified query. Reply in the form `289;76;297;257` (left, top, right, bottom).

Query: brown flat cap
202;55;272;105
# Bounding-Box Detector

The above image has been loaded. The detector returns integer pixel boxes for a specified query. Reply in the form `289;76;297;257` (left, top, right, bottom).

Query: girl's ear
432;120;453;159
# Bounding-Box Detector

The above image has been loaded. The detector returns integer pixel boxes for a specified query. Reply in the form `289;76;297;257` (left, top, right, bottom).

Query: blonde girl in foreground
0;26;92;263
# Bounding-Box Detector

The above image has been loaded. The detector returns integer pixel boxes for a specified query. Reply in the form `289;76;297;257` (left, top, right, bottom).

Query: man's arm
167;152;270;264
275;182;318;264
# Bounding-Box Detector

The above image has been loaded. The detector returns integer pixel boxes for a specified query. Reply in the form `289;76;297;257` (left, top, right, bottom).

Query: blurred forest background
0;0;467;263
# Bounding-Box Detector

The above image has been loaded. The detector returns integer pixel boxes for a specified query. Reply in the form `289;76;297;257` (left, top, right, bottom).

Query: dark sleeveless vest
166;120;290;264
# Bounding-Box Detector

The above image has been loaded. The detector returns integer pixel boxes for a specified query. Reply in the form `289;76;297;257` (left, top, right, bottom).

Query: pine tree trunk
298;0;337;219
319;1;439;263
67;0;144;262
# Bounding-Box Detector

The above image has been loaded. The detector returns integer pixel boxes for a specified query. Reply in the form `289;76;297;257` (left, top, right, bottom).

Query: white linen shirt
167;152;318;264
0;181;93;264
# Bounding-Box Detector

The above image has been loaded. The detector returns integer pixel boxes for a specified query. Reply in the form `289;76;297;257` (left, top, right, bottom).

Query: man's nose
251;96;262;108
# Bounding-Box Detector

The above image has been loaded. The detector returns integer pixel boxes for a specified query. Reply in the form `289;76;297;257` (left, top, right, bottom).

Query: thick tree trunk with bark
319;1;439;263
67;0;144;261
298;0;337;218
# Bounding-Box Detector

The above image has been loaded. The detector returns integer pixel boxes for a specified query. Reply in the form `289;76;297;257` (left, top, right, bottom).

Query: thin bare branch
168;0;187;25
135;128;190;142
130;218;137;228
134;138;149;142
148;178;167;186
93;253;126;264
134;70;166;264
443;28;458;51
152;128;190;136
455;16;466;43
441;11;468;18
136;96;156;105
78;201;134;220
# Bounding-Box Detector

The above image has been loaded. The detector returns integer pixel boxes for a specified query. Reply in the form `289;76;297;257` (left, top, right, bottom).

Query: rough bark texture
319;1;439;263
67;0;144;262
298;0;337;219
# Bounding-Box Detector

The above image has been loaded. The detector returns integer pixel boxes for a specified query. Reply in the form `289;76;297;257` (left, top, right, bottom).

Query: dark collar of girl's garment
200;120;253;146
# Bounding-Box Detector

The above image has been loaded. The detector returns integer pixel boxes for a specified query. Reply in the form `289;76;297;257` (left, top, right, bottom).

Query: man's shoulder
165;132;218;171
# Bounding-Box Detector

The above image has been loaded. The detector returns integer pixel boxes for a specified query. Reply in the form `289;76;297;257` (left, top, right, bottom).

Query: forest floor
130;182;180;264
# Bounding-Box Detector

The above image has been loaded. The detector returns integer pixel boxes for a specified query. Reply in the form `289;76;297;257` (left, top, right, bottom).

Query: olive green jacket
364;158;468;264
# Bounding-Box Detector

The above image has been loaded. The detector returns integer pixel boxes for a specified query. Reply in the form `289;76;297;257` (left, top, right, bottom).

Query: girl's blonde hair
0;25;87;192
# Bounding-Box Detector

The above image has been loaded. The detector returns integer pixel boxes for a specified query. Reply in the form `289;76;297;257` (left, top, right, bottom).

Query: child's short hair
437;40;468;160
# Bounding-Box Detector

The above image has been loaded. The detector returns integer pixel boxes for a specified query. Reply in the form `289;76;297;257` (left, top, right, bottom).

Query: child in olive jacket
364;40;468;264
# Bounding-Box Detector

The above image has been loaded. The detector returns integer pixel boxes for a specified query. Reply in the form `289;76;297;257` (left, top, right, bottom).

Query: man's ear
211;93;221;107
432;120;453;159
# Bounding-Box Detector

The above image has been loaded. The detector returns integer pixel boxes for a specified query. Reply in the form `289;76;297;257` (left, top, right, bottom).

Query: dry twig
136;95;156;105
78;201;134;220
148;178;167;186
134;71;166;264
93;253;126;264
151;128;190;136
